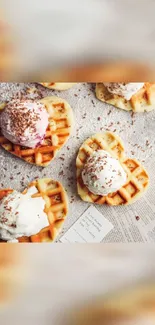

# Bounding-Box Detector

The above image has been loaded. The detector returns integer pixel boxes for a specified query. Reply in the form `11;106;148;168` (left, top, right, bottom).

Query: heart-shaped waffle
76;132;149;205
0;96;74;167
96;83;155;112
39;83;75;90
0;178;69;243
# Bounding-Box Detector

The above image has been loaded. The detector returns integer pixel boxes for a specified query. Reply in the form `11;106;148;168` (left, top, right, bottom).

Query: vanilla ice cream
0;99;49;148
0;186;49;242
103;83;145;100
82;150;127;196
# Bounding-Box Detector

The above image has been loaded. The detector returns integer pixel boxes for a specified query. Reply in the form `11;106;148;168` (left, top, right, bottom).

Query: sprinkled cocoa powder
1;99;44;140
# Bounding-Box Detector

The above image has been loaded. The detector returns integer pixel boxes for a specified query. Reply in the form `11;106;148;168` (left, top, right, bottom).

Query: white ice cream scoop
103;83;144;100
0;99;49;148
82;150;127;196
0;186;49;242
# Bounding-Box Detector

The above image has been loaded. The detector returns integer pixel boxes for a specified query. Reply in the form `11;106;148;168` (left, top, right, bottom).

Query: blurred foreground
0;245;155;324
1;0;155;81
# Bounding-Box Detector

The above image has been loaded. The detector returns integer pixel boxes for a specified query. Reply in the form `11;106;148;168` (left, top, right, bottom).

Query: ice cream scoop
0;186;49;242
103;83;144;100
82;150;127;196
0;99;49;148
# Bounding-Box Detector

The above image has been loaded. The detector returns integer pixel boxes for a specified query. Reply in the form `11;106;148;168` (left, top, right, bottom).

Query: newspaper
0;82;155;243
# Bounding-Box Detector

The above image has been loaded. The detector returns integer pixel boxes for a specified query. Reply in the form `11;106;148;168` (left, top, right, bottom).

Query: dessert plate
39;83;76;90
0;178;69;243
76;132;149;205
96;83;155;112
0;96;74;167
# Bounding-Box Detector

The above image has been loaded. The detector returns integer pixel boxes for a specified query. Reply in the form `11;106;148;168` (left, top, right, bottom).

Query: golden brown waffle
0;96;74;167
39;82;75;90
96;83;155;112
0;178;69;243
76;132;149;206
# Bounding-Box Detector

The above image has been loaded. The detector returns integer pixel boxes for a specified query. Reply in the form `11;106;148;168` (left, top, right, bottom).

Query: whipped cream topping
103;83;145;100
0;99;49;148
82;150;127;196
0;186;49;242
